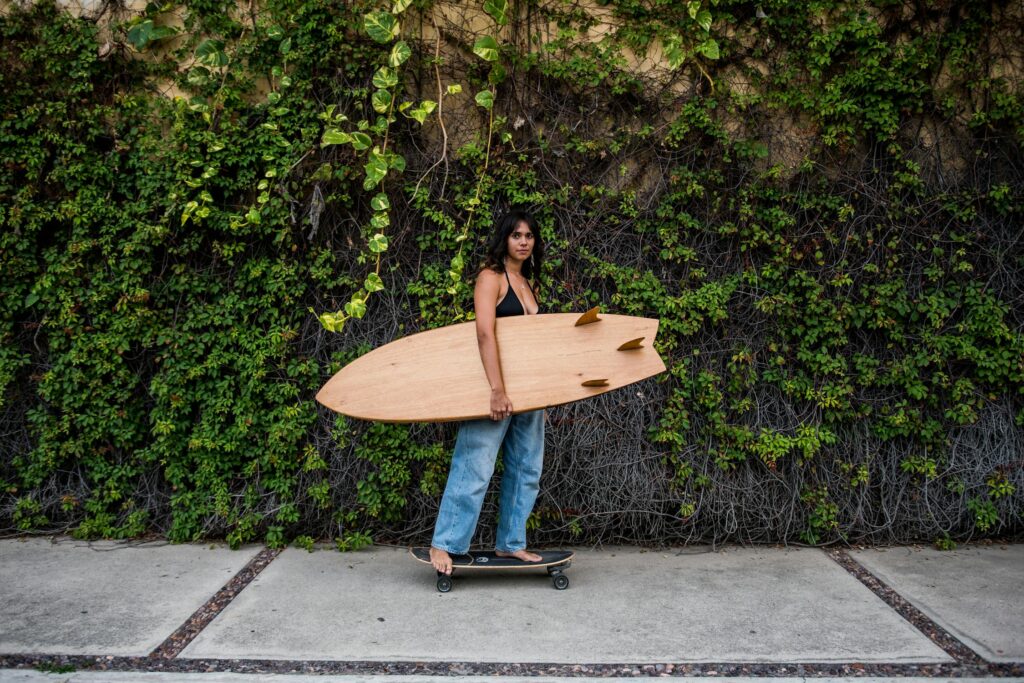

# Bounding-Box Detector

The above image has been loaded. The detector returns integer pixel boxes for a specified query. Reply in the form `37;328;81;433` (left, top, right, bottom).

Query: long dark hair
481;209;544;285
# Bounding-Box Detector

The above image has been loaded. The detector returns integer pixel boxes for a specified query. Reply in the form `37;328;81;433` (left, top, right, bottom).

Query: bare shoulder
475;267;503;288
476;267;502;282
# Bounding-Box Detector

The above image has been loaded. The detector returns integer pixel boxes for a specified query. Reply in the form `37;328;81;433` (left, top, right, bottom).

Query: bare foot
429;546;453;575
495;549;542;563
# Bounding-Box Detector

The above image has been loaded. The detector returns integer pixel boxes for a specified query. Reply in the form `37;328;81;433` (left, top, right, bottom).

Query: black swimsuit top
496;270;540;318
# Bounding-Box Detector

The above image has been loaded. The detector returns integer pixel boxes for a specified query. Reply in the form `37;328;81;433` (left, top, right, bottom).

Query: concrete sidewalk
0;538;1021;681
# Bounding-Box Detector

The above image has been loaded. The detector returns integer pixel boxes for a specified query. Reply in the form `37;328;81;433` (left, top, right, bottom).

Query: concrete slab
851;544;1024;662
182;546;951;663
0;538;260;656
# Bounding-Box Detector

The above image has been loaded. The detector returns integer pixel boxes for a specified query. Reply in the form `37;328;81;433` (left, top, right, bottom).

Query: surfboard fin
575;306;601;326
582;378;609;387
617;337;645;351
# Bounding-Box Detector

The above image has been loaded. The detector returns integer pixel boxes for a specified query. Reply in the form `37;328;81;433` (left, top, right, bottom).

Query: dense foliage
1;0;1021;549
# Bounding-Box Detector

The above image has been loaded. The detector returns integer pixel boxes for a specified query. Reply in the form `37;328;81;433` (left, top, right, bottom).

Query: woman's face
506;221;535;262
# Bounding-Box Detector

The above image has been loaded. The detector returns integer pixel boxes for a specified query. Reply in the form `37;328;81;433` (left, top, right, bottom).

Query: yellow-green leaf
389;40;411;67
475;90;494;109
321;129;352;146
363;11;399;43
483;0;509;25
372;89;392;113
345;297;367;319
473;36;499;62
368;233;389;253
350;132;372;150
373;66;399;89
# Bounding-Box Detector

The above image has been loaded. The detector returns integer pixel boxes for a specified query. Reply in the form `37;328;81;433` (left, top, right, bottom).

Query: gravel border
0;655;1021;677
149;547;282;659
827;549;987;665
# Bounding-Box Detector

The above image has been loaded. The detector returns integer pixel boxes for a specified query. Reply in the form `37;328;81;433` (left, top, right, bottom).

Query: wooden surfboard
316;308;666;423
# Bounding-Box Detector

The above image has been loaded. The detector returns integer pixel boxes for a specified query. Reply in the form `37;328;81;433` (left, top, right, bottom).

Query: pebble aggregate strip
0;655;1021;678
827;549;987;666
0;655;1019;679
148;547;283;659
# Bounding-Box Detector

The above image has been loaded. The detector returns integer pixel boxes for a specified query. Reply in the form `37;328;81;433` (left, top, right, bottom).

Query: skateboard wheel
552;573;569;590
436;575;453;593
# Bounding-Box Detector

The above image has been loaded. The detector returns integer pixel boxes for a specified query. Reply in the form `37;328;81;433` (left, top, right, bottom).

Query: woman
429;209;546;576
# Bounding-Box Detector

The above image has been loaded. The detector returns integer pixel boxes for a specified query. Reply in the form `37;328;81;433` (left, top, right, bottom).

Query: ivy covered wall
1;0;1022;549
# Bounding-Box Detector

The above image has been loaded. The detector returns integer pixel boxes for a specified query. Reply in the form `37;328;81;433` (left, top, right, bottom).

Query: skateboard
410;547;574;592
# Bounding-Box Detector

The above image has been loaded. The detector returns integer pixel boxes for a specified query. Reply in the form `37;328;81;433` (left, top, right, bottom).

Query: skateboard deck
410;547;574;592
316;308;666;423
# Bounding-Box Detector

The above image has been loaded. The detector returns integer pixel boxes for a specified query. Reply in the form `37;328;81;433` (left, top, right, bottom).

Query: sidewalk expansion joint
148;546;281;659
827;548;987;666
0;655;1020;678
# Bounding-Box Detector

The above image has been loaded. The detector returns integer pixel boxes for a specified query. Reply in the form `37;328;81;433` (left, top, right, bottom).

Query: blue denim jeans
431;409;544;554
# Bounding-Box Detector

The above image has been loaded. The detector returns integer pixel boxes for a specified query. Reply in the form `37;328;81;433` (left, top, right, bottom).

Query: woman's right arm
474;270;514;421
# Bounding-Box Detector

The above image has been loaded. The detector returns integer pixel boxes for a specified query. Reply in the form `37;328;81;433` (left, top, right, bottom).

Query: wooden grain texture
316;312;666;423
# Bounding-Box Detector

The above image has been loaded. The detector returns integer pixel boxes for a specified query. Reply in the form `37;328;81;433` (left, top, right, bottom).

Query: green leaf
350;132;372;150
387;152;406;172
389;40;412;67
489;62;506;85
365;272;385;293
321;129;352;146
407;100;437;124
368;233;389;253
695;8;713;32
126;20;154;50
446;83;463;95
475;90;494;110
371;211;390;229
371;192;390;211
473;36;500;62
392;0;413;13
698;38;719;59
665;36;686;70
373;66;399;89
484;0;509;25
196;39;228;67
372;89;393;113
24;291;39;308
280;37;292;54
266;24;284;40
317;310;347;333
687;1;700;19
187;67;209;87
364;11;399;43
345;297;367;319
364;154;388;189
127;20;176;50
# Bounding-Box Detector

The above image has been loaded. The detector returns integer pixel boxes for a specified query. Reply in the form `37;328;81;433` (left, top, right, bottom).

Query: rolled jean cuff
430;543;467;555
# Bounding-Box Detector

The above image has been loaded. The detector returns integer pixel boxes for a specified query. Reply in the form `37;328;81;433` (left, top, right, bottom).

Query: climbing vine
1;0;1021;549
